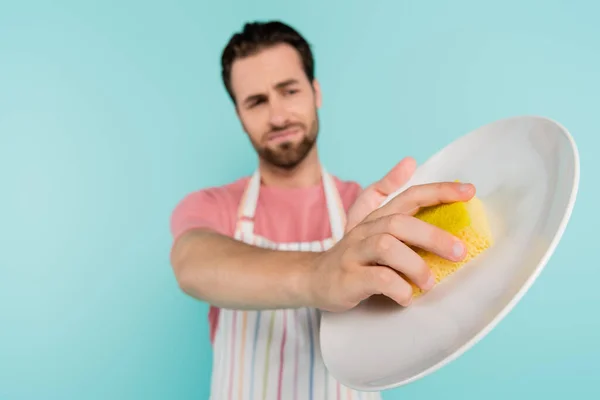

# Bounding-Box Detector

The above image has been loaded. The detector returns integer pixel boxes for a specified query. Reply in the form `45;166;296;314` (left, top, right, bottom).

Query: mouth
267;127;301;145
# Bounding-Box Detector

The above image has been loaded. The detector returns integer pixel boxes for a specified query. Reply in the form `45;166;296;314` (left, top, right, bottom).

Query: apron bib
208;168;381;400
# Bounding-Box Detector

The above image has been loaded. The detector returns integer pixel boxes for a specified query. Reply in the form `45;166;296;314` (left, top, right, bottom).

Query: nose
268;97;288;127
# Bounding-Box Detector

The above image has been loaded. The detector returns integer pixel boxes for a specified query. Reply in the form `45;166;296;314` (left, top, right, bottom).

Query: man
170;20;475;400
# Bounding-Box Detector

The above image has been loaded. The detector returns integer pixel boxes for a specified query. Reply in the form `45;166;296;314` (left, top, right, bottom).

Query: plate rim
319;114;581;392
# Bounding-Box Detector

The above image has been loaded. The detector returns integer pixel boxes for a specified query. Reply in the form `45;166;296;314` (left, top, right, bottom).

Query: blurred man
170;20;474;400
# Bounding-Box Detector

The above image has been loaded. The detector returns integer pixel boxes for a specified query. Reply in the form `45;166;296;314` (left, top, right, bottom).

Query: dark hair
220;21;315;104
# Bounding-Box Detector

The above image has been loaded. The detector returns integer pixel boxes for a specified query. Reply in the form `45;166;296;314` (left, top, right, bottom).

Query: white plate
320;115;580;391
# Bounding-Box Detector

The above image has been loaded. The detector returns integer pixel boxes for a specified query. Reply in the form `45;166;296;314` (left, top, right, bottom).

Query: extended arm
169;180;475;313
170;228;319;310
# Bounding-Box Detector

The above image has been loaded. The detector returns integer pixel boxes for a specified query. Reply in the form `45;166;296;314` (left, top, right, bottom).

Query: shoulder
176;177;249;208
169;176;250;238
331;175;363;211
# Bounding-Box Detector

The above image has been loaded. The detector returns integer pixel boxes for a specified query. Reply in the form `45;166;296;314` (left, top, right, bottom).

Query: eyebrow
274;78;298;89
242;78;300;106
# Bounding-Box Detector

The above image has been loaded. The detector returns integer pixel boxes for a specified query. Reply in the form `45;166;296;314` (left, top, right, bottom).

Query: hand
345;157;417;233
309;181;476;312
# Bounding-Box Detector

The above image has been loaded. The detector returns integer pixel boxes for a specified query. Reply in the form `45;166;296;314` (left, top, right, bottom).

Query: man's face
230;43;321;170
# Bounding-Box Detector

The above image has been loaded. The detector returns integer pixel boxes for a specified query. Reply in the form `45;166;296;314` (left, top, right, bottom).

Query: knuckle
352;220;373;241
443;182;456;197
405;184;426;207
383;213;403;234
429;227;452;252
414;258;432;285
372;234;393;255
390;213;405;231
374;268;394;286
404;185;419;198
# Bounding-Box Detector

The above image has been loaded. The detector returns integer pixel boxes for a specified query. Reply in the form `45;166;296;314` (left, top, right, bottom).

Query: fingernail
459;183;471;192
424;274;436;290
453;242;465;258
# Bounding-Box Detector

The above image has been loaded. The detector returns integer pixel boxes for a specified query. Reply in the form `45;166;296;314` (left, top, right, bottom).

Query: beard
249;115;319;170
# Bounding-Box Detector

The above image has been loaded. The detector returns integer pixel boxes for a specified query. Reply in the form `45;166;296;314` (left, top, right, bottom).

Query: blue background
1;1;597;399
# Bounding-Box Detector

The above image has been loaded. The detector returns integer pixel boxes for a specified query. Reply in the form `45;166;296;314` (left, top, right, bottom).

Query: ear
312;79;322;109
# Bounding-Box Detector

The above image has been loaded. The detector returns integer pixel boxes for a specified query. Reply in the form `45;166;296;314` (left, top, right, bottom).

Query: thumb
372;157;417;195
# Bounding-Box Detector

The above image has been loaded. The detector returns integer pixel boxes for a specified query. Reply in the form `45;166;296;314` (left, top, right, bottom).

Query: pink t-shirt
170;174;362;342
170;175;362;243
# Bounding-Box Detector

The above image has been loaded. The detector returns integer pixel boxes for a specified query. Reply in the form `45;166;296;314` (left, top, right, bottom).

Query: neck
258;147;322;188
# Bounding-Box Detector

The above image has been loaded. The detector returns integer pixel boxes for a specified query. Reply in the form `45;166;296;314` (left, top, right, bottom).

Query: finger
397;181;476;216
371;157;417;196
362;265;414;307
367;181;475;222
354;233;435;291
360;213;467;263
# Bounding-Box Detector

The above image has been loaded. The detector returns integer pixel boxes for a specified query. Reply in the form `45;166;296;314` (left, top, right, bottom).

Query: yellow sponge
409;195;493;297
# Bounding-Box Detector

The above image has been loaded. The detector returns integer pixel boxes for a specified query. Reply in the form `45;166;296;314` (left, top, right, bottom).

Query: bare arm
170;228;320;310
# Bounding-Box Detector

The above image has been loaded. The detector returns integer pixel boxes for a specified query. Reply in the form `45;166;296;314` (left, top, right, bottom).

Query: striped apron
208;167;382;400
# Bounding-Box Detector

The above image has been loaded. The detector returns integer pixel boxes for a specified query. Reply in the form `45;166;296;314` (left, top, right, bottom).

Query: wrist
289;251;321;309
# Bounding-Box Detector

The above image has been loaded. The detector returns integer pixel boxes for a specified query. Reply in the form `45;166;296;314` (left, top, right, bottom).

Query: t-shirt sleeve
169;189;230;241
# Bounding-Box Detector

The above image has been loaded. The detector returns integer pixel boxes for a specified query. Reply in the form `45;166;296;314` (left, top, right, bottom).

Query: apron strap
322;167;346;242
235;169;261;237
